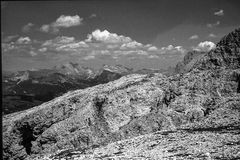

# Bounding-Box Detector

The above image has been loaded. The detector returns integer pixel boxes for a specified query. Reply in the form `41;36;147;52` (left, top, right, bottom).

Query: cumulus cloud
86;29;132;43
214;9;224;16
160;45;186;54
83;29;161;56
22;23;34;33
38;47;47;52
120;41;143;49
56;41;89;52
16;37;31;44
89;14;97;18
106;44;119;49
83;55;95;60
113;50;136;55
2;43;16;52
193;41;216;52
208;33;217;38
147;46;158;51
42;36;90;52
40;24;52;33
10;29;162;63
53;15;83;28
189;35;199;40
100;50;110;55
42;36;75;47
207;21;220;28
40;15;83;33
175;46;186;53
148;55;159;59
29;51;38;56
2;37;38;56
137;50;148;55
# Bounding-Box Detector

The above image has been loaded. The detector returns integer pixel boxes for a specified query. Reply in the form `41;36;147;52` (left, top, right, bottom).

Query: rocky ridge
3;28;240;160
174;50;205;74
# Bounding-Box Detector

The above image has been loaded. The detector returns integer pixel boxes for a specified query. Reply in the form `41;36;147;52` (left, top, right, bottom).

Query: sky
1;0;240;71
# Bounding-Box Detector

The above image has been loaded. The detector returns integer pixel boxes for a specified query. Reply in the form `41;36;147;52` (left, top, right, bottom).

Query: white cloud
22;23;34;33
38;47;47;52
34;29;166;62
40;15;83;33
16;37;31;44
189;35;199;40
148;55;159;59
214;9;224;16
137;50;148;55
120;41;143;49
42;36;75;47
2;43;16;52
175;46;186;54
161;45;174;51
89;14;97;18
86;29;132;43
55;36;75;44
29;51;38;56
207;21;220;28
56;41;89;52
83;55;95;60
147;46;158;51
106;44;119;49
2;37;33;52
208;33;217;38
193;41;216;52
145;44;152;48
160;45;186;54
42;36;90;52
100;50;110;55
53;15;83;28
40;24;51;33
113;50;136;55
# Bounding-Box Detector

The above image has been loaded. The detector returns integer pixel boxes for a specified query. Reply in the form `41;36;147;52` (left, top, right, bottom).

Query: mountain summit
193;28;240;70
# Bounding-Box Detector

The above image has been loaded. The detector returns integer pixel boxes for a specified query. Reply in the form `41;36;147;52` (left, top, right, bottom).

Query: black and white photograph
2;0;240;159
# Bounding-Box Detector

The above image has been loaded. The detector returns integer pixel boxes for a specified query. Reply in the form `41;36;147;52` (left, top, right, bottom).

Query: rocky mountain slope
174;50;205;74
2;64;134;115
3;63;167;115
3;28;240;160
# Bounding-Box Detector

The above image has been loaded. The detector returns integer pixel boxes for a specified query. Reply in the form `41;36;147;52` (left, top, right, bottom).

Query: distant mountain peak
101;64;133;74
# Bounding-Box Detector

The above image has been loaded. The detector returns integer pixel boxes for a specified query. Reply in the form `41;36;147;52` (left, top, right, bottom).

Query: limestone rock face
3;28;240;160
175;50;205;74
3;74;170;159
193;28;240;70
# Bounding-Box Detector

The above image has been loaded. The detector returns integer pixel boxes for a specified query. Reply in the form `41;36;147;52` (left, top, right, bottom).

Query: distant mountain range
6;32;238;115
2;63;167;114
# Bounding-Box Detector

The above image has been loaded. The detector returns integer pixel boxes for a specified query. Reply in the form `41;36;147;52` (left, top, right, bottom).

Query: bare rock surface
3;28;240;160
193;28;240;70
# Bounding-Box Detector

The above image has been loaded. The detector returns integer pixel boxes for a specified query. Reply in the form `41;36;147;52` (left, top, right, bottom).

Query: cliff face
3;28;240;160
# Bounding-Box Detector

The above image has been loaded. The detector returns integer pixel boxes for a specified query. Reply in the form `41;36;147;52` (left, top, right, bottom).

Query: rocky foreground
3;28;240;160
